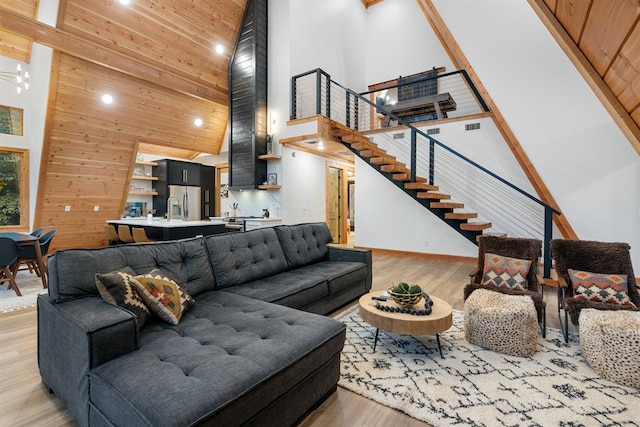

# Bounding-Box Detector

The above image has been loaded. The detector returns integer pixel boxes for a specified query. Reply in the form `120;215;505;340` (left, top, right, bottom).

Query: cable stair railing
291;68;562;277
331;121;492;236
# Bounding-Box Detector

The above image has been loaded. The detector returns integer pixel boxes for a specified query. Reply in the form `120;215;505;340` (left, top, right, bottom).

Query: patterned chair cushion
569;269;635;307
481;253;532;291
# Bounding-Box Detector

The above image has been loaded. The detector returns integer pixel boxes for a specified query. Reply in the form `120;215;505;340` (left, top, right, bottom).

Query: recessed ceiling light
215;44;224;55
119;0;131;5
194;118;203;127
101;94;114;105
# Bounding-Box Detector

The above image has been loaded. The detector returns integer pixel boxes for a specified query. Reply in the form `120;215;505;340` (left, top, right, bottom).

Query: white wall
364;0;455;85
355;155;478;256
432;0;640;270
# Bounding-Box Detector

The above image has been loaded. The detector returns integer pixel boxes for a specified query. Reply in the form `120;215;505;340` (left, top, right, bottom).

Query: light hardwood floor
0;249;567;427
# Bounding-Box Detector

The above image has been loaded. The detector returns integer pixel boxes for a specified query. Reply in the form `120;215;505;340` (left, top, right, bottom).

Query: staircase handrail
291;68;562;276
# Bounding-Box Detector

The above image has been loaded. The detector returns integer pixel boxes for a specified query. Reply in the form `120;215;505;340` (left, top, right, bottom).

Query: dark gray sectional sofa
37;222;372;426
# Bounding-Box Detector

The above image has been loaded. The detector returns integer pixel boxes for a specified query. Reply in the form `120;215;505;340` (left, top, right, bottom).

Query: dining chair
117;226;135;243
105;225;120;245
0;237;22;296
31;227;46;238
132;227;155;243
13;229;57;281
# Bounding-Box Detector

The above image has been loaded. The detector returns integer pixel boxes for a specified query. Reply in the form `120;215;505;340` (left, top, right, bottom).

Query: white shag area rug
0;272;47;313
336;306;640;426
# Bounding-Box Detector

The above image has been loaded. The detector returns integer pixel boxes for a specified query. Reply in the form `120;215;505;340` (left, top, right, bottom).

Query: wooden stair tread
460;222;492;231
370;156;397;164
404;182;438;191
381;164;409;173
431;202;464;209
445;212;478;220
417;192;451;200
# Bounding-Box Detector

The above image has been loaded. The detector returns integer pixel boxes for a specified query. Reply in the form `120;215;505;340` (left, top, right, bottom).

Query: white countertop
243;218;281;222
109;218;226;228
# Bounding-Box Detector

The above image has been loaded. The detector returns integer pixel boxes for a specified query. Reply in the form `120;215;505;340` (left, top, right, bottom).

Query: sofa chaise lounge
37;222;372;426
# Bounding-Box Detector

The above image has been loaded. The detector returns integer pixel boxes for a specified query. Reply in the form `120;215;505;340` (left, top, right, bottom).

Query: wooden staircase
331;122;493;243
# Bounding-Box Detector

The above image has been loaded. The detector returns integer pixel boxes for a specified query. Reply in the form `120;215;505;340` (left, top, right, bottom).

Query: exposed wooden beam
417;0;578;240
528;0;640;157
0;6;227;105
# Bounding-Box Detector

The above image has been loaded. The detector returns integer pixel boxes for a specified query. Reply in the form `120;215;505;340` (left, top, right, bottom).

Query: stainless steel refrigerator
168;185;201;221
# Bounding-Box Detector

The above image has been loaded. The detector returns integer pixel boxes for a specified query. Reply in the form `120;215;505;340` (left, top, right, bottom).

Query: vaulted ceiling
0;0;246;158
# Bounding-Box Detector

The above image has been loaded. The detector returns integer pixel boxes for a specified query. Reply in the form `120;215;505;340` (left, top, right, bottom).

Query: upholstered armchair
464;235;545;336
550;239;640;341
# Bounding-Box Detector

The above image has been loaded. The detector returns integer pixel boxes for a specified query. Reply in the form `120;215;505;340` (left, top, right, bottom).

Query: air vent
338;151;352;156
393;132;405;139
465;123;481;131
426;128;440;135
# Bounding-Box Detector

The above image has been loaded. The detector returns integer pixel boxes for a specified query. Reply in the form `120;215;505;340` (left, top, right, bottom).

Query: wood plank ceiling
539;0;640;152
0;0;37;62
0;0;246;250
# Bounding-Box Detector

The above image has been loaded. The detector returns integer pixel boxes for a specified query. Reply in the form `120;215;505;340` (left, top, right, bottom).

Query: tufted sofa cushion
88;291;346;426
274;223;333;269
204;228;288;289
48;238;215;302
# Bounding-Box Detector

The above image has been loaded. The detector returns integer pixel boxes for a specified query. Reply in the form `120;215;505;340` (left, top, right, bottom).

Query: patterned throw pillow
569;269;635;307
95;270;150;329
481;253;532;291
133;270;195;325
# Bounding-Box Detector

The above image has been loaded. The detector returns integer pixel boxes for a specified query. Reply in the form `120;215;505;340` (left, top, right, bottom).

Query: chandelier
0;64;29;93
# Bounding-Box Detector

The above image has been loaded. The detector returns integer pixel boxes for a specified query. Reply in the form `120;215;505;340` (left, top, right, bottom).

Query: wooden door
327;166;342;242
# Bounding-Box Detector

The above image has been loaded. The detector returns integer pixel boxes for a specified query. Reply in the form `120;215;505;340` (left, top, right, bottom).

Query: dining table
0;232;47;289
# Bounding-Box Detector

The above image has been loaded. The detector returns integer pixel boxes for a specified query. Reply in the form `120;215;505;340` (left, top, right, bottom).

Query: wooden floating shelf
131;175;158;181
257;184;281;190
257;154;281;160
129;191;158;195
135;160;158;166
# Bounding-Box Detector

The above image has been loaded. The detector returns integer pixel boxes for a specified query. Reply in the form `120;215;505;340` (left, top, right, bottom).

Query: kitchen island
108;218;227;241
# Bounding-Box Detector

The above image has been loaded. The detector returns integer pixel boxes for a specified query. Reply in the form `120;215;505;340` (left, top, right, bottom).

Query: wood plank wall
35;53;228;250
0;0;37;62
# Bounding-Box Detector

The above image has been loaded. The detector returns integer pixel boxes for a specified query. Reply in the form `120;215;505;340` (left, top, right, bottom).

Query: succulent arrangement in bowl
387;282;424;307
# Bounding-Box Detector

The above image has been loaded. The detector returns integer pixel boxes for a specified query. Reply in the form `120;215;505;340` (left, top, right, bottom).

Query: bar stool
132;228;155;243
117;226;135;243
105;225;120;245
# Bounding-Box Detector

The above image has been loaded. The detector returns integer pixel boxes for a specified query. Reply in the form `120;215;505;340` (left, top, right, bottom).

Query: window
0;105;24;136
0;147;29;230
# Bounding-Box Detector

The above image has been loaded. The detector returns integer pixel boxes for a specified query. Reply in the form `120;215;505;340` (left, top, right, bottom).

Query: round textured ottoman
579;308;640;388
464;288;539;357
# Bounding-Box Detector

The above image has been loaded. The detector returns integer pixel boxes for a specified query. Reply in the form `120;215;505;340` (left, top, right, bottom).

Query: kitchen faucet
167;195;183;220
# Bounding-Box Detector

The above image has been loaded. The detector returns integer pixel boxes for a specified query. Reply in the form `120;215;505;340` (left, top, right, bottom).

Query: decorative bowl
387;286;423;307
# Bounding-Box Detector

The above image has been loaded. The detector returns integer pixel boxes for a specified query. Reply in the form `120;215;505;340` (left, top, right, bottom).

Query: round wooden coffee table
358;290;453;358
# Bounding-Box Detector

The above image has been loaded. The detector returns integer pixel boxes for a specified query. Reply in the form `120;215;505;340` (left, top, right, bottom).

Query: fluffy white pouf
579;308;640;388
464;288;539;357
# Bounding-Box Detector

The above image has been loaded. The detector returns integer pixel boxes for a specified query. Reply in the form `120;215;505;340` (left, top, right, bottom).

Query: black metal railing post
345;91;351;128
291;75;297;120
354;96;359;131
543;206;554;278
429;139;435;186
315;70;322;115
325;72;331;118
461;69;490;112
410;129;417;182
